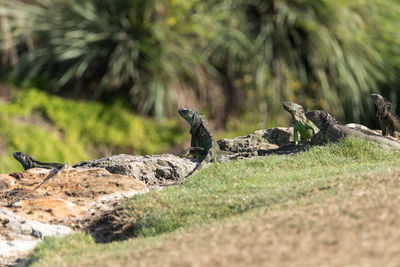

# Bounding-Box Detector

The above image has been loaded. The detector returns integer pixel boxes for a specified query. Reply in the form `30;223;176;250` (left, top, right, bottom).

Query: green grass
28;137;400;266
0;87;185;172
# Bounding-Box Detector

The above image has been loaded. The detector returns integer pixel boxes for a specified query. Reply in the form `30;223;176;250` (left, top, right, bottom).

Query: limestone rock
218;127;294;153
0;208;71;265
2;168;147;225
0;167;148;265
74;154;198;185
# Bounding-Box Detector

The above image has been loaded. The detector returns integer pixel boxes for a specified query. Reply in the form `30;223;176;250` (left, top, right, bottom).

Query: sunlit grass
28;137;400;266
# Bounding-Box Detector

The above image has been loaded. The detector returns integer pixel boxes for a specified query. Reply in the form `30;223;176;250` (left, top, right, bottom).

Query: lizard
10;152;71;205
282;102;319;147
13;151;64;170
305;109;400;150
370;94;400;137
178;107;220;176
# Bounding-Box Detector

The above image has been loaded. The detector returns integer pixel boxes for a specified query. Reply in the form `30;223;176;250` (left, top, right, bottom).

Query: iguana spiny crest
305;110;339;130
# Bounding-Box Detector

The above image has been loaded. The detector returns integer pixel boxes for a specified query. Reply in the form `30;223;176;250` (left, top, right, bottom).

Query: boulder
218;127;294;153
0;208;71;265
74;154;198;185
0;167;148;265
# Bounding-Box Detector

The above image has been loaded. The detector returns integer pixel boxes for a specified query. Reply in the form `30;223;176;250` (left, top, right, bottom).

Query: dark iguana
370;94;400;137
13;152;65;170
10;152;71;204
305;110;400;150
283;102;319;146
178;107;220;174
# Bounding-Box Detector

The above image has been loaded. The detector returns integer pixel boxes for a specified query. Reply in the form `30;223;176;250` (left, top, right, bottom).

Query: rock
0;167;148;265
74;154;198;185
0;208;71;265
218;127;294;153
2;168;147;225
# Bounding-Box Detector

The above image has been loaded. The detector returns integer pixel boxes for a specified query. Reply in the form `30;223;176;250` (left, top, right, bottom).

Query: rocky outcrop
74;154;198;185
0;208;71;265
218;127;294;154
0;167;147;265
1;129;301;264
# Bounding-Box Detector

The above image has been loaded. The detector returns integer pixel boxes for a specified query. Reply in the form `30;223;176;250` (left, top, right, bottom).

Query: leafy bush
1;0;400;126
0;87;184;172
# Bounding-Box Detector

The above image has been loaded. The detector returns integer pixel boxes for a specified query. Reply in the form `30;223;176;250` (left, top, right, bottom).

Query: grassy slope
0;88;184;172
29;138;400;266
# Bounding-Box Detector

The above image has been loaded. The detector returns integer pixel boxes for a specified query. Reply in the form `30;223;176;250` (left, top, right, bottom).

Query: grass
27;137;400;266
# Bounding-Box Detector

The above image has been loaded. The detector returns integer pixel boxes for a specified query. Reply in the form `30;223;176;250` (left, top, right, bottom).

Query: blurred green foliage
1;0;400;126
0;88;184;172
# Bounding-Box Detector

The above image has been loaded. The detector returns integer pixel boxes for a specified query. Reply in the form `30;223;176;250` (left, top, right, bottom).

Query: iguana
305;110;400;150
282;102;319;146
13;151;65;170
10;152;71;205
370;94;400;137
178;107;220;174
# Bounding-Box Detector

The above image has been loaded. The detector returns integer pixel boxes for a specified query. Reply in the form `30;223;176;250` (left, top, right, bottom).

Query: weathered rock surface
1;168;147;224
0;167;147;265
218;127;294;153
0;208;72;265
74;154;198;185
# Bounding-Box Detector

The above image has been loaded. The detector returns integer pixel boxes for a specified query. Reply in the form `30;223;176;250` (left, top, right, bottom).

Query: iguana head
178;107;202;126
305;110;338;129
13;151;34;170
370;94;391;111
283;102;306;122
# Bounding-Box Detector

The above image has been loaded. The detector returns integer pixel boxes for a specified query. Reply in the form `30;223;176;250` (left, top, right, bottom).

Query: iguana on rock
10;152;71;204
13;152;65;170
370;94;400;137
283;102;319;146
305;110;400;150
178;107;220;174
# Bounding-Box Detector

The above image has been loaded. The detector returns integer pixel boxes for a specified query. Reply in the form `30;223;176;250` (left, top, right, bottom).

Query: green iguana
283;102;319;146
370;94;400;137
305;110;400;150
178;107;220;174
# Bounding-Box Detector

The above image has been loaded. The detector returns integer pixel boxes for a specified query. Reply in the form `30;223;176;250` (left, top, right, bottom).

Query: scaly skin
305;110;400;150
13;152;64;170
370;94;400;137
178;107;220;174
283;102;319;146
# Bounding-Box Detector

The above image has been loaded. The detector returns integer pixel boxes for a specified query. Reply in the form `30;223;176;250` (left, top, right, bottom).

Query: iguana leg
178;147;205;158
293;128;299;146
178;148;192;158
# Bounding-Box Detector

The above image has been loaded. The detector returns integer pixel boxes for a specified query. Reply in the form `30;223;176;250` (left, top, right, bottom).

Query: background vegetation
0;87;184;172
0;0;400;170
1;0;399;125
